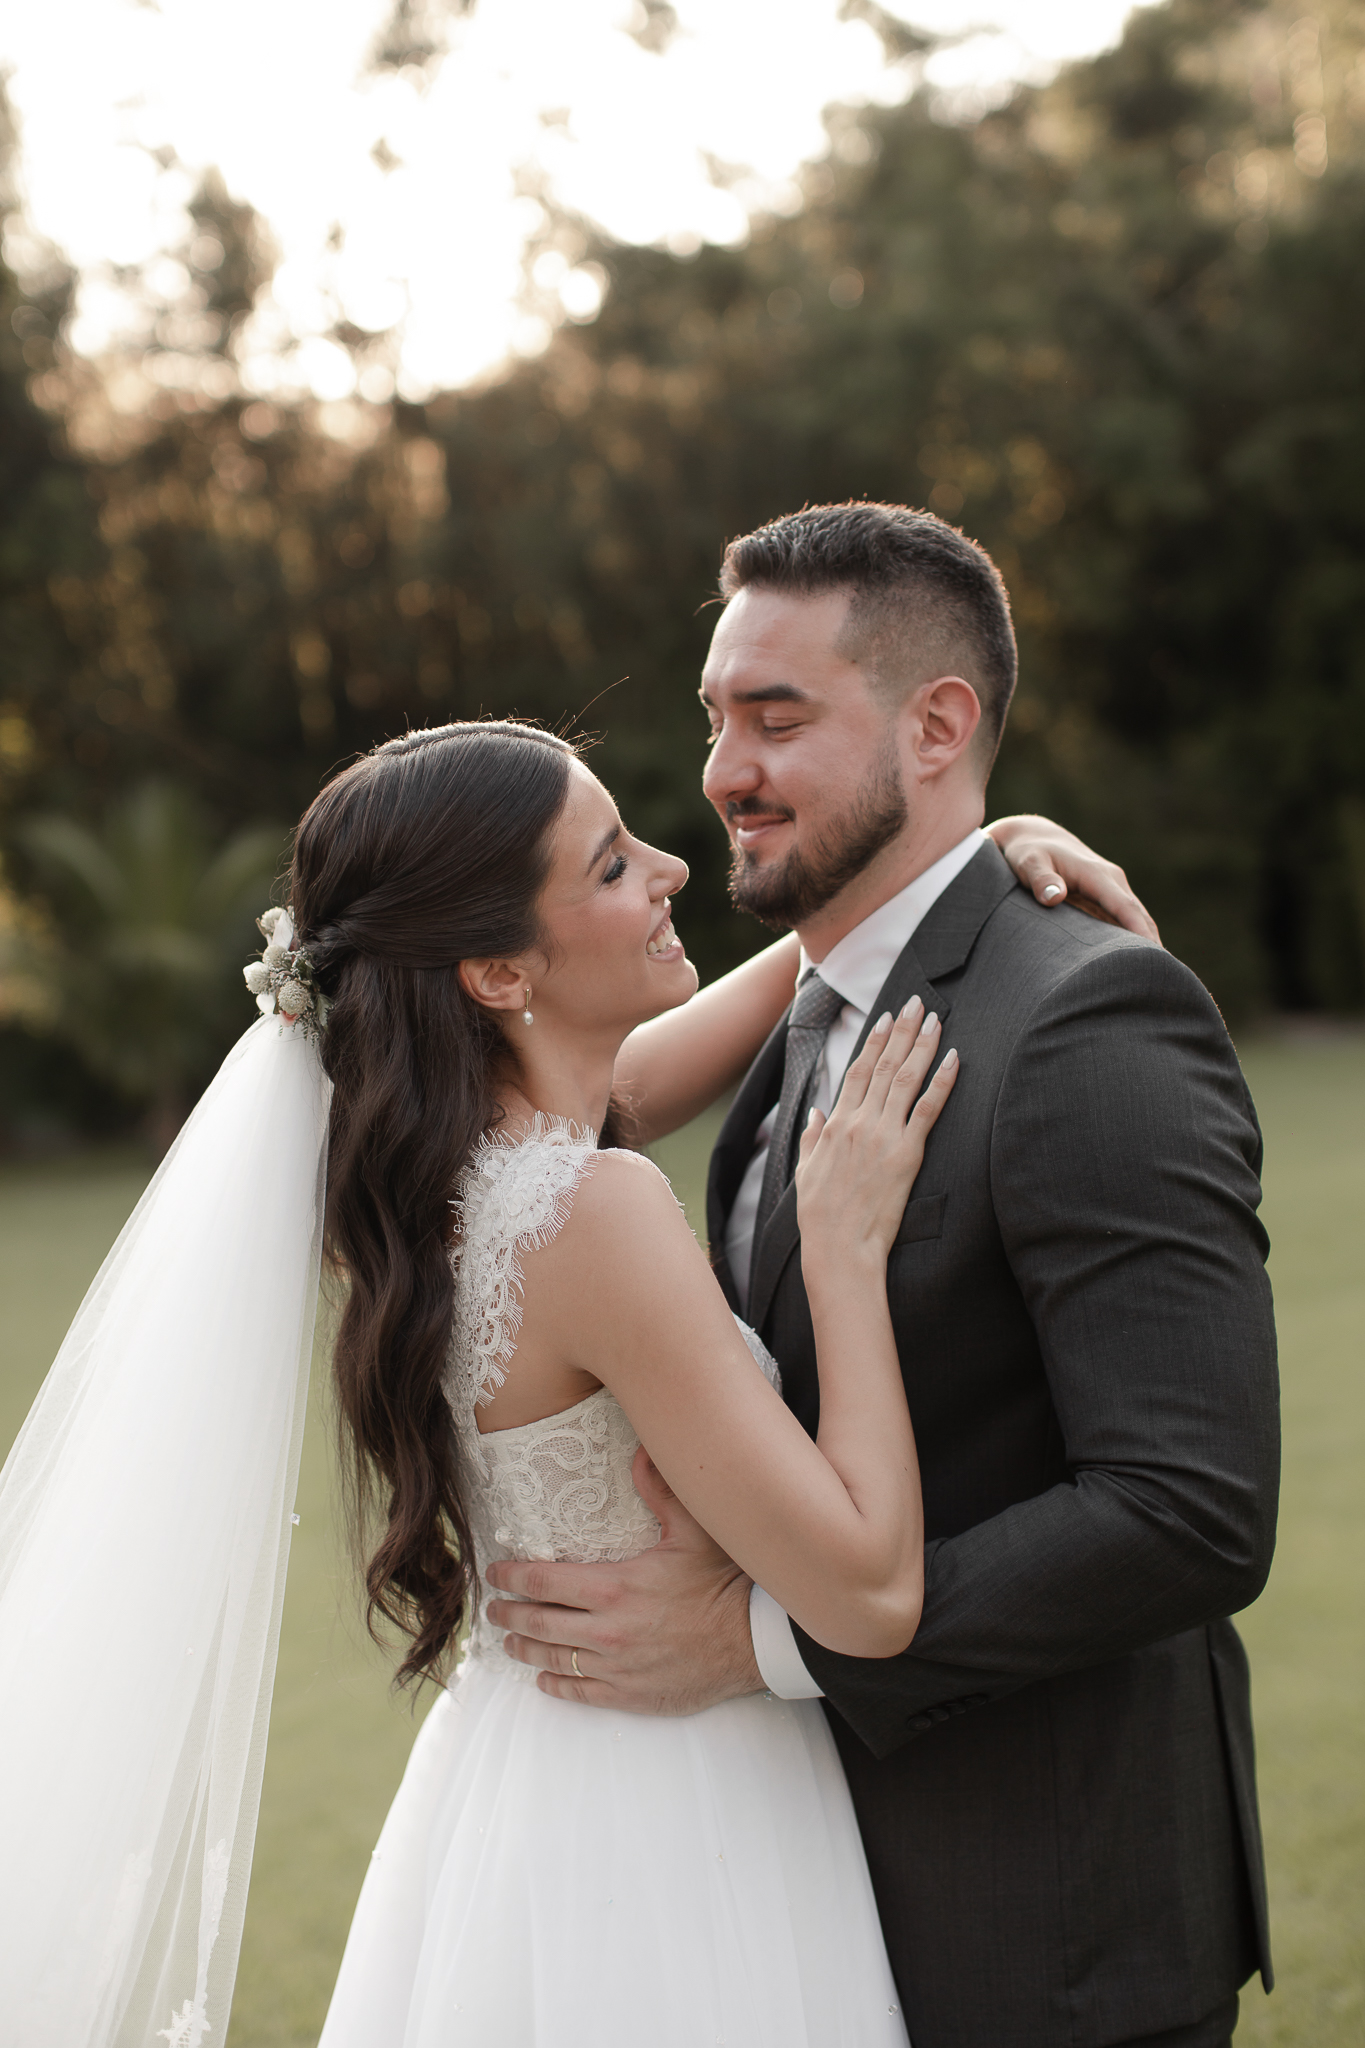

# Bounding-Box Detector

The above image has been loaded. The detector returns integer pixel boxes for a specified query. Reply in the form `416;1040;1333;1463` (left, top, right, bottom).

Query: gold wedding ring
571;1649;583;1679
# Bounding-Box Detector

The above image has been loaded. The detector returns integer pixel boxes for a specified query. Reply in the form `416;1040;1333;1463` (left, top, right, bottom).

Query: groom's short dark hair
719;501;1018;767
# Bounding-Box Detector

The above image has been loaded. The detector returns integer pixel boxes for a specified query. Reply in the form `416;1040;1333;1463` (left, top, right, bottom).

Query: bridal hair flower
243;905;331;1039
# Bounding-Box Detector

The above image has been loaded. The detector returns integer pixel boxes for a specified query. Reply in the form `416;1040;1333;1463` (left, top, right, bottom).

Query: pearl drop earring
522;987;534;1027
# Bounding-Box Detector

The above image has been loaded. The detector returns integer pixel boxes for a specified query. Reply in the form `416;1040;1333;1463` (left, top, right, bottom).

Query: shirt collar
798;829;988;1016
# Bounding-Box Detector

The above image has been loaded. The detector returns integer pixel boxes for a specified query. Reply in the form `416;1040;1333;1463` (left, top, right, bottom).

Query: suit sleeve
795;942;1281;1758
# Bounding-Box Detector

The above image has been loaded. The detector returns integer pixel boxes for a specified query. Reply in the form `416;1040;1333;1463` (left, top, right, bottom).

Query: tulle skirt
319;1654;910;2047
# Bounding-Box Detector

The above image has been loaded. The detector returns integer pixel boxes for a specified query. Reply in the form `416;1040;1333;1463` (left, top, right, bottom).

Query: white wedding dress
319;1118;910;2048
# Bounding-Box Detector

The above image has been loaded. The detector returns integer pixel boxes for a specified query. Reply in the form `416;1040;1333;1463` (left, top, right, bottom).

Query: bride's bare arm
613;933;800;1143
530;1008;954;1659
987;815;1160;940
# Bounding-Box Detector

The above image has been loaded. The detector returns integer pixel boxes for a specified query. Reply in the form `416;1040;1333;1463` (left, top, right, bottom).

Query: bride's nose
654;849;688;896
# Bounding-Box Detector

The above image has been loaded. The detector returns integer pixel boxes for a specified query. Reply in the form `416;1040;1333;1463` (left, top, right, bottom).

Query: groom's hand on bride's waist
484;1448;764;1714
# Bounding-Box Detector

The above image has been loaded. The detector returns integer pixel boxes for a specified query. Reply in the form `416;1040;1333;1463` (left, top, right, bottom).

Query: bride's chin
646;961;700;1016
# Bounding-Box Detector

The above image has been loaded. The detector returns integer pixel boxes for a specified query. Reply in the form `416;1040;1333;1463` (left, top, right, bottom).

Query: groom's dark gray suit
706;841;1279;2048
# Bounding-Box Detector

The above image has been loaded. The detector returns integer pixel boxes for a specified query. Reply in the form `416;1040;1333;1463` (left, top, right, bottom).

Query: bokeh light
3;0;1159;399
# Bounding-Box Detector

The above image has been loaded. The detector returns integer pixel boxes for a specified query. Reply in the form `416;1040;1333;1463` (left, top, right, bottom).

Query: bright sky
2;0;1156;400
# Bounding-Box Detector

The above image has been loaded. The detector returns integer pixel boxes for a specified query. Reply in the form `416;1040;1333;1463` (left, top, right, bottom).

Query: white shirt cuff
749;1583;826;1699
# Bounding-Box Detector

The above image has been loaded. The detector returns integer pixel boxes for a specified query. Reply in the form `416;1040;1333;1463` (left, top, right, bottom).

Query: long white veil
0;1016;331;2046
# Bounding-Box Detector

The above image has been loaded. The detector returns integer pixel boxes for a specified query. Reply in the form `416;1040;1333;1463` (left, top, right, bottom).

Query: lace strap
445;1114;598;1424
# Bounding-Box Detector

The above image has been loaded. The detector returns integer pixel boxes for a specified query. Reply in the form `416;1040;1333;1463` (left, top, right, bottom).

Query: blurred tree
9;783;286;1149
0;84;107;825
5;0;1365;1120
9;170;484;835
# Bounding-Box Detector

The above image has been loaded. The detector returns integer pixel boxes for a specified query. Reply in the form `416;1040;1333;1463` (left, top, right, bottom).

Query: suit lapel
909;837;1020;982
743;840;1022;1334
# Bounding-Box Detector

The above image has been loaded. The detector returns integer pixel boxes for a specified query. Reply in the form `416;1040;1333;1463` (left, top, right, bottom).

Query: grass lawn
0;1036;1359;2045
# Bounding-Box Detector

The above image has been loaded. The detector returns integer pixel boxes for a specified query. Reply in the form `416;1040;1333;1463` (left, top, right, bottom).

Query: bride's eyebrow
586;824;620;876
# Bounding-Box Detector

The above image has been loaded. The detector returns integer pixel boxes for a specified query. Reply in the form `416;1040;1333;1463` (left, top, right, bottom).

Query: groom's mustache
725;797;797;831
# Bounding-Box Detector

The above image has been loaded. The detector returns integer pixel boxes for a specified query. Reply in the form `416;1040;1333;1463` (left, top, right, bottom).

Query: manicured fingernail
921;1011;939;1034
900;998;923;1021
941;1047;959;1069
874;1011;893;1032
1042;884;1063;902
806;1106;818;1127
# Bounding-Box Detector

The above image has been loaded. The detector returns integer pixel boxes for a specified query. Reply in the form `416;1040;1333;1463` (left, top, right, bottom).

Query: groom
486;502;1280;2048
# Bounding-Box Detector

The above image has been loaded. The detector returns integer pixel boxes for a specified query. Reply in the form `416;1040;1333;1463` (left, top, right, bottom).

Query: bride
0;719;1143;2047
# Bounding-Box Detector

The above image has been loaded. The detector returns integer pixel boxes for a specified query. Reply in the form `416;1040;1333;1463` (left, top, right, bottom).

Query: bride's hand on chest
796;999;959;1283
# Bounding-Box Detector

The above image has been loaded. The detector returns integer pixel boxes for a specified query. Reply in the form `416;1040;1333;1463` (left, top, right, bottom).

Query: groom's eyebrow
586;825;620;874
698;682;810;707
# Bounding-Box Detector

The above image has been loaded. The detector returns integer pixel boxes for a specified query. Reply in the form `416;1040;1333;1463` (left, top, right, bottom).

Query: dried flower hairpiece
243;905;331;1040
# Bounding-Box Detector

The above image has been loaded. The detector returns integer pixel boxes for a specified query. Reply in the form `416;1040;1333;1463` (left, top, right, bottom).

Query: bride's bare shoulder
578;1146;691;1229
513;1145;711;1358
522;1145;734;1371
485;1150;695;1418
531;1146;702;1284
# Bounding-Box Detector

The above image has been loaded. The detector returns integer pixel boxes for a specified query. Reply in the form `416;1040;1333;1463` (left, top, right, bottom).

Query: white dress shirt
731;828;988;1698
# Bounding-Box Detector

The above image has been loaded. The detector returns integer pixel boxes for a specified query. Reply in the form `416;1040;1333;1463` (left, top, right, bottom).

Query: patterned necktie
749;970;846;1306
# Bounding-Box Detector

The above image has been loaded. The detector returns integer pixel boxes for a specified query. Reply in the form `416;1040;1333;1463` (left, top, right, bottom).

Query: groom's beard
726;742;908;931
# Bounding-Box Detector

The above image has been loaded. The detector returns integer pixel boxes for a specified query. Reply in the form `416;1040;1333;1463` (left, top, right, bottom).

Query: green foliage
3;0;1365;1139
9;781;286;1143
0;96;104;819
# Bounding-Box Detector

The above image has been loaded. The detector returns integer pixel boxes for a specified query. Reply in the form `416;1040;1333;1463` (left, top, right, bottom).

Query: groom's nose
702;725;764;813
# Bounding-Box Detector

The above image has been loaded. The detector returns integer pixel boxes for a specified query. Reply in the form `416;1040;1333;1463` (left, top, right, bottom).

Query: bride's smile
645;911;680;959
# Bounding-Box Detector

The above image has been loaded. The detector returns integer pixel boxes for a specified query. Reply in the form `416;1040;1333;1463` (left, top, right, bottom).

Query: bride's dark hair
290;719;599;1686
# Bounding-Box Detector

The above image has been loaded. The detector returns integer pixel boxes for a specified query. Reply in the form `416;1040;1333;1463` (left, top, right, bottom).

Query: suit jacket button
909;1714;933;1733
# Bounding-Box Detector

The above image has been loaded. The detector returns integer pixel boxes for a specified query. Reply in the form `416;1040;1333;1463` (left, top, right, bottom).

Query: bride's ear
458;957;528;1015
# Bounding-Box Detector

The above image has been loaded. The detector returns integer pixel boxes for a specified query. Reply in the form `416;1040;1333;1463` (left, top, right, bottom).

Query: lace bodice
443;1116;779;1677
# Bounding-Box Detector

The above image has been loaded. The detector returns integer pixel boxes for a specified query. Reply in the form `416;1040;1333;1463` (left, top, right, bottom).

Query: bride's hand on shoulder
795;1000;958;1276
987;813;1161;942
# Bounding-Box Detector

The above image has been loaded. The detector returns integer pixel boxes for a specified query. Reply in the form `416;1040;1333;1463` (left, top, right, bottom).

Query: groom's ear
458;957;527;1015
907;675;982;782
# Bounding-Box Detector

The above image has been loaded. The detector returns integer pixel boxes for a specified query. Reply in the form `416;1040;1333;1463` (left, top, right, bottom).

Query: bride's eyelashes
603;853;628;885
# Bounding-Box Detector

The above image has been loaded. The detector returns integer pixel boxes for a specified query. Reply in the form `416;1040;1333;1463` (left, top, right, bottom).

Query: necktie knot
789;970;845;1038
